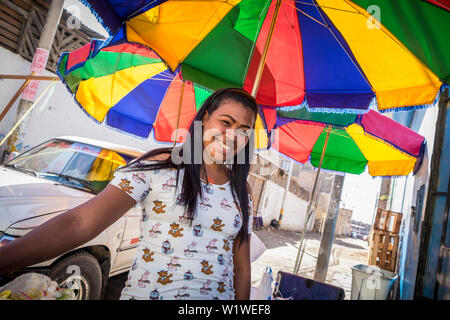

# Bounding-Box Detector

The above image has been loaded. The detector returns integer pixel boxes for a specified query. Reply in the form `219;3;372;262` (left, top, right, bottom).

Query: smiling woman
108;88;259;300
0;88;260;301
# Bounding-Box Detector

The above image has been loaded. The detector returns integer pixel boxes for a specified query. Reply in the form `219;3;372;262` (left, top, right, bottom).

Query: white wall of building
257;180;313;232
0;47;161;156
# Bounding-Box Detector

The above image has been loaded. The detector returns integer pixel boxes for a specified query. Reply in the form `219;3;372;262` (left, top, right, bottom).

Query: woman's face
202;98;256;164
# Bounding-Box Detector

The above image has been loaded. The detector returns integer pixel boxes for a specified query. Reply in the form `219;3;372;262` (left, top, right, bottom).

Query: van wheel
48;251;102;300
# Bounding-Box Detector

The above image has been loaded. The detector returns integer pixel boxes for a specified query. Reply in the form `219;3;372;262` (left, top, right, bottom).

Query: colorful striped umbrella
258;106;426;177
57;28;212;140
78;0;449;113
57;27;426;177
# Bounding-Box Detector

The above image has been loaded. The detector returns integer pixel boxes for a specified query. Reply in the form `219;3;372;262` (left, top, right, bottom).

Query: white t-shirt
109;165;252;300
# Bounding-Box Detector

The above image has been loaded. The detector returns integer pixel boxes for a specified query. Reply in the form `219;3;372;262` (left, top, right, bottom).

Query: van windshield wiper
45;171;97;193
4;163;37;177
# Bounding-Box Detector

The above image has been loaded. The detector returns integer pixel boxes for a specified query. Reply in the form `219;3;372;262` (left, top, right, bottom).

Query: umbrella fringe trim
103;118;150;141
305;105;368;115
378;83;449;113
277;97;370;114
274;84;450;114
78;0;113;35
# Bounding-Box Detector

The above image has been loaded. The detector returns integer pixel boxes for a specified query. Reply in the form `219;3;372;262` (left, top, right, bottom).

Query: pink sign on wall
21;48;49;102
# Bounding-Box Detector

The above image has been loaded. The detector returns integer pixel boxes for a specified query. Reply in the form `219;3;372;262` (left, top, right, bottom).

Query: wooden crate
373;208;403;234
368;229;400;272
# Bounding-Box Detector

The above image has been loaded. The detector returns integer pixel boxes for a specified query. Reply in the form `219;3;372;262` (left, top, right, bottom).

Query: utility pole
314;173;345;282
6;0;65;154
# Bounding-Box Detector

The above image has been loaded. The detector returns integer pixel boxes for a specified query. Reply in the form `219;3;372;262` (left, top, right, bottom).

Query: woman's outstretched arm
0;185;136;275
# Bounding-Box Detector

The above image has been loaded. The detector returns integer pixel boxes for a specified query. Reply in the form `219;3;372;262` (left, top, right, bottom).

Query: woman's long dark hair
116;88;258;244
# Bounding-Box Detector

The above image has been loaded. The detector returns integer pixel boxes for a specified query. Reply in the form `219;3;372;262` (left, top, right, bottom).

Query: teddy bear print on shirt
217;281;226;294
157;270;173;285
223;239;231;251
168;222;184;238
201;260;214;275
118;178;134;194
152;200;166;214
211;217;225;231
142;248;155;262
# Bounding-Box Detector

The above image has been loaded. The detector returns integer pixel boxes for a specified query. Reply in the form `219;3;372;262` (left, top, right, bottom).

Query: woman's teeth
218;140;231;151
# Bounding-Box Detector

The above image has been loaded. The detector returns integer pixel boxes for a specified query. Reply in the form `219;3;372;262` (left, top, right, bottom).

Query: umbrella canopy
77;0;448;113
57;27;426;177
258;106;426;176
57;29;212;140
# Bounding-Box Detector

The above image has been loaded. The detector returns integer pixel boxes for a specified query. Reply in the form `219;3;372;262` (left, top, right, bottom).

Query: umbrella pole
0;72;36;124
172;81;186;148
293;125;332;274
0;81;56;147
250;0;282;98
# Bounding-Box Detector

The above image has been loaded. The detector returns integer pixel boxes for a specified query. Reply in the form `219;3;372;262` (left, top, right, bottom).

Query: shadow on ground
103;272;128;300
255;227;367;251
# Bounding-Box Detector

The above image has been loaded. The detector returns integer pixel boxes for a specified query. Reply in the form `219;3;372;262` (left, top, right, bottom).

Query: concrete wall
257;180;313;232
388;106;440;300
336;208;352;237
0;47;161;157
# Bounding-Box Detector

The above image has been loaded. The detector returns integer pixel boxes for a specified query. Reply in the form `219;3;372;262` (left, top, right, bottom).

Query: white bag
0;273;75;300
250;233;266;262
252;266;274;300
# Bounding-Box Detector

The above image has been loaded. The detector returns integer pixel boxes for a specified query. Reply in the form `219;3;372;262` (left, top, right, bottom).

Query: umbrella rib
242;0;272;88
291;0;360;14
432;0;450;11
286;1;329;28
126;0;160;21
311;0;373;89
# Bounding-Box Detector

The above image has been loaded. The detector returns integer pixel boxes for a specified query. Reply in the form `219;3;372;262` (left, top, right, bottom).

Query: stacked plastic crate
368;209;403;272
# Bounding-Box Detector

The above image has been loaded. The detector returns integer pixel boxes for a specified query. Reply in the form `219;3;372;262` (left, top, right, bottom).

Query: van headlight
0;234;16;247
